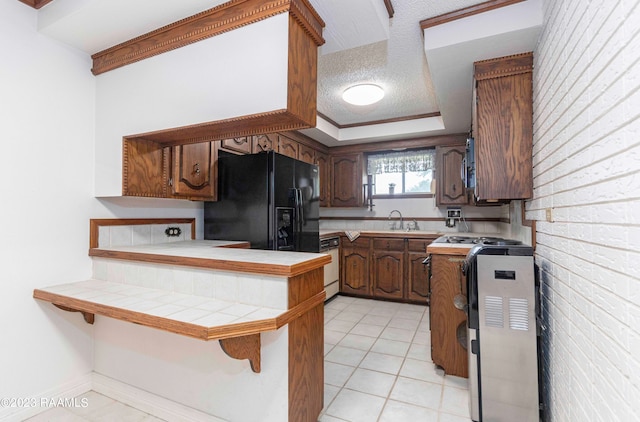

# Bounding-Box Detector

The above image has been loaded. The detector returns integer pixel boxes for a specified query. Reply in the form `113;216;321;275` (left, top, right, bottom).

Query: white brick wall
529;0;640;420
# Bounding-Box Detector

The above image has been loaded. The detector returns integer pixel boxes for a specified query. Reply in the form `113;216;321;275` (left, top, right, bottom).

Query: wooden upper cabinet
171;142;217;200
330;153;364;207
278;134;299;159
473;52;533;202
315;151;330;207
252;134;278;153
220;137;252;154
436;145;468;205
299;143;315;164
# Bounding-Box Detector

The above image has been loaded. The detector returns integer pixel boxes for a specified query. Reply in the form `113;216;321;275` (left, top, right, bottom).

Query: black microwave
462;137;475;189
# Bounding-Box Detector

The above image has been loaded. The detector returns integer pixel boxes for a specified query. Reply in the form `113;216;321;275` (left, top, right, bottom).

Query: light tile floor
27;296;470;422
320;295;471;422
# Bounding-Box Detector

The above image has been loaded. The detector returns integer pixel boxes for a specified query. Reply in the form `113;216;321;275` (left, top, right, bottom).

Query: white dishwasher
320;236;340;301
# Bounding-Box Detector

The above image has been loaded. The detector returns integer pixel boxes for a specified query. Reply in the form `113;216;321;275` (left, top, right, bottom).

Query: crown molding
419;0;524;30
91;0;324;75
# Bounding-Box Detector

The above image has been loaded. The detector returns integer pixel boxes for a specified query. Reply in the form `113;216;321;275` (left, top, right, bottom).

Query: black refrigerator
204;151;320;252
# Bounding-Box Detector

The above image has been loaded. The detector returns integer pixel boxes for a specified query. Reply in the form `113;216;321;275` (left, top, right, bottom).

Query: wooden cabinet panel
436;145;468;205
315;152;330;207
473;52;533;202
299;143;315;164
372;239;405;251
220;137;252;154
331;153;363;207
407;239;434;253
340;246;370;296
278;134;299;159
430;254;468;377
171;142;217;200
407;252;430;303
372;250;404;300
252;134;277;153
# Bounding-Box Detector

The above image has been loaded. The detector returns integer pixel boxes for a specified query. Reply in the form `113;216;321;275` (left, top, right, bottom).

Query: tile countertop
89;240;331;277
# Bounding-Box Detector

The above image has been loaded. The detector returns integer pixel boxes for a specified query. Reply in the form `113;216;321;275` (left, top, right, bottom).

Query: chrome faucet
388;209;403;230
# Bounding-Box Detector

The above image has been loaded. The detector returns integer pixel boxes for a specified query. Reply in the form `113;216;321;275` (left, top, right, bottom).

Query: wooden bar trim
219;334;261;373
91;0;324;75
18;0;53;9
426;245;472;256
89;218;196;249
419;0;525;30
53;304;95;324
88;248;330;277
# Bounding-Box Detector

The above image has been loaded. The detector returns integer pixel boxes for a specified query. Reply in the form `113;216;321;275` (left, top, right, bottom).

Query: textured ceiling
310;0;491;127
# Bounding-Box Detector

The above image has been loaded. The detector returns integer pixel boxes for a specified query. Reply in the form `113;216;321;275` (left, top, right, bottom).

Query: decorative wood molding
126;109;313;147
383;0;395;18
219;334;261;373
474;51;533;80
18;0;53;9
89;218;196;249
317;111;440;129
91;0;324;76
419;0;525;30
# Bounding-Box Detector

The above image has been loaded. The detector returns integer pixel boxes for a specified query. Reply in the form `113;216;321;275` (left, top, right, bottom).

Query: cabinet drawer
341;236;369;249
373;239;405;251
220;137;252;154
408;239;434;252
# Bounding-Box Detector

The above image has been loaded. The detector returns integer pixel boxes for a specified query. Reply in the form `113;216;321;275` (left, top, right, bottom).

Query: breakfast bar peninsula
33;219;328;422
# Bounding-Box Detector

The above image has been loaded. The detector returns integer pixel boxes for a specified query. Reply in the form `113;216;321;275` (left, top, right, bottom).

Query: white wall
94;14;290;197
529;0;640;420
0;3;201;420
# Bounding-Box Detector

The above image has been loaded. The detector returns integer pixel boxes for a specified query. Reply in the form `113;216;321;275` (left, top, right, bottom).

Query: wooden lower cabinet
340;235;436;303
340;238;371;296
429;253;468;377
372;239;404;300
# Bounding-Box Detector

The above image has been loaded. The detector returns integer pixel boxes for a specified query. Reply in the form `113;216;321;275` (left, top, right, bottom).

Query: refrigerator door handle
297;188;305;227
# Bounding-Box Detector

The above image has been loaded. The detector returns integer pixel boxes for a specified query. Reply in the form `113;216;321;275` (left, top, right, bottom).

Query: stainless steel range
464;242;541;422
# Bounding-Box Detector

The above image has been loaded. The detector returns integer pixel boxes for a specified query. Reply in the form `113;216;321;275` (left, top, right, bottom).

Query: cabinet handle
193;163;201;175
452;183;456;192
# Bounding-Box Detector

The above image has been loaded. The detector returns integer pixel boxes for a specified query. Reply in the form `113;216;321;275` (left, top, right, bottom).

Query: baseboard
0;373;92;422
92;373;225;422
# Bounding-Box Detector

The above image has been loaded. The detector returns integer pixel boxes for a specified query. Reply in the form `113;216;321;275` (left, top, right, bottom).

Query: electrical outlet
165;227;182;237
447;207;462;219
545;208;553;223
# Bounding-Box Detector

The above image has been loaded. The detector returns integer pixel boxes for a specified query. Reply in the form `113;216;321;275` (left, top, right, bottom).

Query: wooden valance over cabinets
90;0;324;76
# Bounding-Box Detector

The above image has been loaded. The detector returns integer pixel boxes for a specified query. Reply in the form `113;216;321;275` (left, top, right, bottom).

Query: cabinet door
299;143;315;164
474;52;533;201
436;146;468;205
252;134;277;153
407;251;429;303
315;152;330;207
220;137;252;154
372;250;404;300
278;134;299;159
340;238;370;296
331;153;363;207
171;142;216;200
429;254;468;377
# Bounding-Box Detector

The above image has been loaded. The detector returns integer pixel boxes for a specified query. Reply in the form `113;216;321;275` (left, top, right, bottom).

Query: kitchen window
367;149;435;196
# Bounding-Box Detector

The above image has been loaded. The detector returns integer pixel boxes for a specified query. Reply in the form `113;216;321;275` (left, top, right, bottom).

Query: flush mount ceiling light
342;84;385;106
